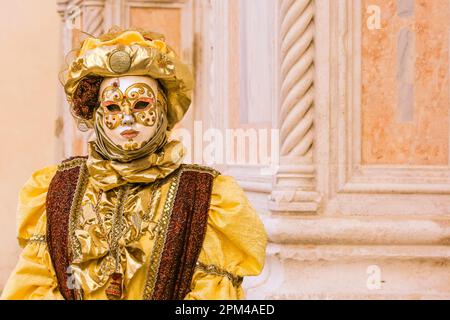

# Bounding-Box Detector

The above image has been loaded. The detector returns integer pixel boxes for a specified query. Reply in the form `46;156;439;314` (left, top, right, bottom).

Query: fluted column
269;0;320;214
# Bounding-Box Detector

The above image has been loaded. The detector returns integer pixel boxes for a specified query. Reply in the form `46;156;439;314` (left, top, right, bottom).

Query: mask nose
121;113;135;127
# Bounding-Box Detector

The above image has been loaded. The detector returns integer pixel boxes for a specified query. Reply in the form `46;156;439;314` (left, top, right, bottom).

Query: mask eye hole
105;104;121;113
133;101;150;111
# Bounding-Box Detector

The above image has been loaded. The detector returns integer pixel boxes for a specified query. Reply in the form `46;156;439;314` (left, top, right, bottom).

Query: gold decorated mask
102;82;158;130
97;76;165;151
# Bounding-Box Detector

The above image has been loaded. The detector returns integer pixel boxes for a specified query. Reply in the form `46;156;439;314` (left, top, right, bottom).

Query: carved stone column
81;0;106;37
269;0;321;214
245;0;322;300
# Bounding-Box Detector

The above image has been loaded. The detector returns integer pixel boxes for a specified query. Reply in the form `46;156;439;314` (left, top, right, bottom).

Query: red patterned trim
150;165;216;300
46;157;88;300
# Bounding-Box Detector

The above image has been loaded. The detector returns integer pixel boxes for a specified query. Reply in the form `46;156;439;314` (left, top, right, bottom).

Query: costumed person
1;28;267;300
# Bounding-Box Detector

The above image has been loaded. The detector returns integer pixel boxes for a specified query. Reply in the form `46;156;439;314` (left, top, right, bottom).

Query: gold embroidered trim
58;158;87;172
142;171;181;300
67;160;89;264
181;164;221;178
25;234;47;245
196;262;243;288
62;159;89;301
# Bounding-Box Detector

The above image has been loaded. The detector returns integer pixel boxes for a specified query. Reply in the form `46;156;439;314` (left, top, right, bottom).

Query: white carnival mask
98;76;163;151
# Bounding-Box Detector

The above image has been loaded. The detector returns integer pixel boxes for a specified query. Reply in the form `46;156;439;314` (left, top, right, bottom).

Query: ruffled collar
86;140;185;191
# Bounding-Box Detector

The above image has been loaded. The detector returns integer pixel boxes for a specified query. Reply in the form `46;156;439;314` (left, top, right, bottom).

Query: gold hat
62;27;194;130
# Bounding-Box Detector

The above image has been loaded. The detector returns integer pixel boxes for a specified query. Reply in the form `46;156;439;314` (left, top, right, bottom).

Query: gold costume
1;143;267;299
1;28;267;300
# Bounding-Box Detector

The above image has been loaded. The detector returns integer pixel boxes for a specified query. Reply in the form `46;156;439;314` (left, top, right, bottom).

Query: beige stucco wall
0;0;60;290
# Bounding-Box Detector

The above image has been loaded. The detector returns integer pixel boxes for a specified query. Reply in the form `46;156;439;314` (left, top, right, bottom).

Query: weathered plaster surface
362;0;449;165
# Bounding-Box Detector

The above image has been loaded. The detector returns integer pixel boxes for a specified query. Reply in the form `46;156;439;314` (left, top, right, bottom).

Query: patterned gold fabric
1;162;267;300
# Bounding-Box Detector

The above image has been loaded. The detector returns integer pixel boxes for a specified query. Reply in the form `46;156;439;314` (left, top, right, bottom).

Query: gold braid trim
24;234;47;245
58;158;87;172
142;165;220;299
67;160;89;264
196;262;243;288
65;159;89;300
142;171;181;300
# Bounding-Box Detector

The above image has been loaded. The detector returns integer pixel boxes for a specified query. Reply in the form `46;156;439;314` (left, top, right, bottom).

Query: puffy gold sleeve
1;166;63;300
184;175;267;300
